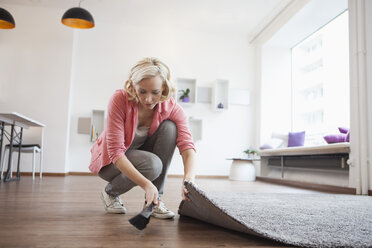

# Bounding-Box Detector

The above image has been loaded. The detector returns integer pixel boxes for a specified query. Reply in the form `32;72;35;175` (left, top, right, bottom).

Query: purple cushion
288;131;306;147
338;127;349;134
323;133;346;144
345;131;350;142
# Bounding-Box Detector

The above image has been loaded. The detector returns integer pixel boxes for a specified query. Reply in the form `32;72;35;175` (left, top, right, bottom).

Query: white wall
67;18;256;175
366;0;372;191
0;2;257;176
0;4;73;173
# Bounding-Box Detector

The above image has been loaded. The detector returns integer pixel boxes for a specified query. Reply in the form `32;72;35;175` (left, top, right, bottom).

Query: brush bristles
129;202;156;230
129;214;150;230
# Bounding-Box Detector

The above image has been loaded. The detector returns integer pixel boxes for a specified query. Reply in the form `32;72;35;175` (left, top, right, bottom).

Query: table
227;158;260;181
0;112;45;182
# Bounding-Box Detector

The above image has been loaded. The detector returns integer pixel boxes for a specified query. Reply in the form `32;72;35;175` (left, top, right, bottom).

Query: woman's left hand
181;177;194;201
180;149;196;201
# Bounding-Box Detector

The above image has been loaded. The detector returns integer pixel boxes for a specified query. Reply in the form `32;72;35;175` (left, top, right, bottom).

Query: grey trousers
98;120;177;198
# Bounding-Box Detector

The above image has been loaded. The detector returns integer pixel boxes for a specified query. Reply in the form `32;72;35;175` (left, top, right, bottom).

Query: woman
89;57;196;219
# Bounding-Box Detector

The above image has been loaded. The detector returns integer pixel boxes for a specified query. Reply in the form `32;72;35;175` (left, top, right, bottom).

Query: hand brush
129;202;156;230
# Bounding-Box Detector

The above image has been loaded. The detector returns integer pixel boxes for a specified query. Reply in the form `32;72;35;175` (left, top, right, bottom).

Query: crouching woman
88;57;196;219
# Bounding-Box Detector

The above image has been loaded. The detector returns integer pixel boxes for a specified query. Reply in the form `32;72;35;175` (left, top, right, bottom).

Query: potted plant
179;88;190;103
243;148;258;159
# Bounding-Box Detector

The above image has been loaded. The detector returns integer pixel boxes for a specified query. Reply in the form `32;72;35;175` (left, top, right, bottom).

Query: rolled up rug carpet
178;181;372;248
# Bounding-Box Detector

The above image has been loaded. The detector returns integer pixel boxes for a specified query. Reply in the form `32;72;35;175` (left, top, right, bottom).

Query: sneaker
100;190;126;214
145;201;175;219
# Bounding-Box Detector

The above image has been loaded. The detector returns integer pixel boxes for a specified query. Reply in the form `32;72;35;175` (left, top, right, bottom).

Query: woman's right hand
114;157;159;207
143;181;159;207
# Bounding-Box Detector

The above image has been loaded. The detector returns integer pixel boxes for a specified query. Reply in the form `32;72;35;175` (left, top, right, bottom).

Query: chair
0;127;43;180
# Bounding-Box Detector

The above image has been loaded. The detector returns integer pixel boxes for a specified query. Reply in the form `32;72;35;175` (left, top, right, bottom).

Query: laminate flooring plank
0;176;316;247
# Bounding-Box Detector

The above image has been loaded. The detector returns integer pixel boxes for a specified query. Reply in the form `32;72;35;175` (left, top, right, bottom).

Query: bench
259;143;350;179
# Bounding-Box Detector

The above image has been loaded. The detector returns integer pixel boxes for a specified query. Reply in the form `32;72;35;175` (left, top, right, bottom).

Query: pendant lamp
0;7;15;29
61;1;94;29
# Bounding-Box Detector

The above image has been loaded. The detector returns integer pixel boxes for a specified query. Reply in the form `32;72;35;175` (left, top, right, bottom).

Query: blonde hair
124;57;175;102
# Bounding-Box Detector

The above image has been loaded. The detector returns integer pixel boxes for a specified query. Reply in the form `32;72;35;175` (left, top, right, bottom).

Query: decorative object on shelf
212;79;229;111
243;147;258;159
179;88;190;103
176;78;196;104
61;0;95;29
0;7;15;29
90;110;105;142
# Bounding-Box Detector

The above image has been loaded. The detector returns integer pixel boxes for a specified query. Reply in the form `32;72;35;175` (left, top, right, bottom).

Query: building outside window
291;11;349;144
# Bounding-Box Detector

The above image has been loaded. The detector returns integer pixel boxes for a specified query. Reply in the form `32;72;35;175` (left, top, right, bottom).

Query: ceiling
2;0;287;34
266;0;347;47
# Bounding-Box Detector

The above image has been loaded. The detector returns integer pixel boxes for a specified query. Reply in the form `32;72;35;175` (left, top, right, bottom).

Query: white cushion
271;132;289;147
260;138;284;150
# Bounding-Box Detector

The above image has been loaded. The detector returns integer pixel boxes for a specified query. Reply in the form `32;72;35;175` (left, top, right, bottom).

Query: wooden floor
0;176;322;248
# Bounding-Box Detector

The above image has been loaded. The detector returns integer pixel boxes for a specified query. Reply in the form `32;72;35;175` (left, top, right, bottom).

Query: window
291;11;349;144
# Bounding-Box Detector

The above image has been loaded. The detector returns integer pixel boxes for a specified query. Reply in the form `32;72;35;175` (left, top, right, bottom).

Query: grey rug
178;181;372;248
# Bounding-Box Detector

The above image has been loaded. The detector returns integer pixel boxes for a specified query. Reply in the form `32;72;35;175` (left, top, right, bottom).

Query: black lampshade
61;7;94;29
0;7;15;29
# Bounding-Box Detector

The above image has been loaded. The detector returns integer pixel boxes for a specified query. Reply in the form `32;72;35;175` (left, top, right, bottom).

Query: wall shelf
229;88;250;106
176;78;197;105
196;86;212;103
179;102;195;108
77;117;91;135
91;110;105;142
212;79;229;111
189;117;202;142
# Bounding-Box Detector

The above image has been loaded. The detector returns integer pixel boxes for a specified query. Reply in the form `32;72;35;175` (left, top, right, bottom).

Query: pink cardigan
89;89;195;174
